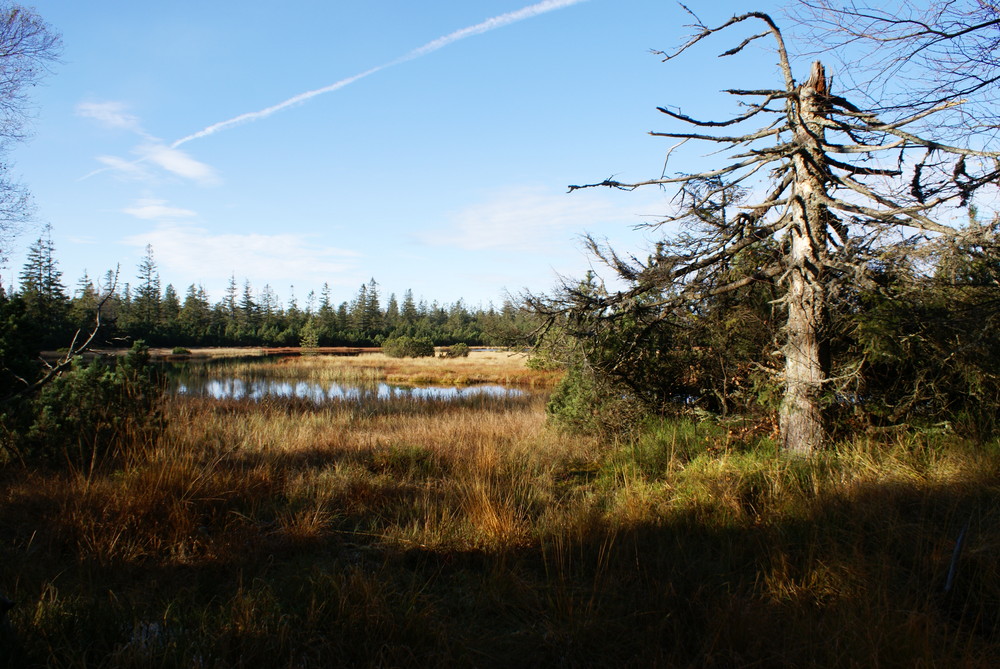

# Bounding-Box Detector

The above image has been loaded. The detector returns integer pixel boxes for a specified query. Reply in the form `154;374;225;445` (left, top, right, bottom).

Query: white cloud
122;224;361;291
123;198;197;221
91;155;152;181
86;146;218;185
76;101;146;134
137;143;219;185
77;100;219;185
87;145;217;185
424;185;663;252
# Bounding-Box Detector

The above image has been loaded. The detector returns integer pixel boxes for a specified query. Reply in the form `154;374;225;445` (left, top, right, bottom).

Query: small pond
162;357;528;404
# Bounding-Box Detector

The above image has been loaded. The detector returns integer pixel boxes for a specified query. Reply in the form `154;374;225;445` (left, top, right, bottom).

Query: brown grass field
2;352;1000;667
216;350;562;388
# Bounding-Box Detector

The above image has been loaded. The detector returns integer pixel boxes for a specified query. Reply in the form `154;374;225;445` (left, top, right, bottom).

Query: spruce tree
364;278;382;334
385;293;399;330
69;271;99;333
401;289;417;324
350;282;369;332
179;284;211;342
240;280;259;328
132;244;161;337
17;226;69;346
161;283;180;339
18;226;66;304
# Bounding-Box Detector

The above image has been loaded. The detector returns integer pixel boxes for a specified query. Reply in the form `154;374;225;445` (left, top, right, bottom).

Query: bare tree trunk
781;229;827;454
780;62;831;455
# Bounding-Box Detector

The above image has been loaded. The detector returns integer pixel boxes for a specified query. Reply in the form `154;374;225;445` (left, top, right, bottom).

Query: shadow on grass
2;441;1000;668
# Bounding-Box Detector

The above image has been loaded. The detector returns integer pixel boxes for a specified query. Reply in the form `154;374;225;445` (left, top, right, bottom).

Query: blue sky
4;0;790;308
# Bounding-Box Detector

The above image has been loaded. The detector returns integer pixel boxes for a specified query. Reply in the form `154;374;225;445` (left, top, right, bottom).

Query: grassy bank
194;350;562;389
2;357;999;666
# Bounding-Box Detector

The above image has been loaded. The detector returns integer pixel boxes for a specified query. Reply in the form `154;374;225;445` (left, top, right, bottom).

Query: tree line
2;233;531;352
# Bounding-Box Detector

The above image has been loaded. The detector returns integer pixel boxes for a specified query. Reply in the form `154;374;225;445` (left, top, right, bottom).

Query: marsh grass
3;378;1000;666
196;350;562;389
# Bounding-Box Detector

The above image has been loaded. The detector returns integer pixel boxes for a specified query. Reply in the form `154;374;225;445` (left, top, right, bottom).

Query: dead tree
0;4;60;263
550;11;1000;455
788;0;1000;138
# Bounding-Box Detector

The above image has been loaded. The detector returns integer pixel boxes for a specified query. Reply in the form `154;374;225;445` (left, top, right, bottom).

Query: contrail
171;0;588;148
170;65;386;148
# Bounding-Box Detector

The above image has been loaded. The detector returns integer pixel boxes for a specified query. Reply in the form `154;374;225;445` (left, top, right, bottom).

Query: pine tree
260;284;280;321
364;278;382;334
17;226;69;345
319;282;332;316
385;292;400;330
318;281;336;342
220;274;239;343
179;283;211;341
279;285;304;346
98;268;123;326
258;284;283;344
287;285;299;318
18;225;66;304
69;271;99;332
401;289;418;324
161;283;180;338
223;274;238;317
336;302;349;332
240;280;259;328
350;282;369;332
132;244;161;336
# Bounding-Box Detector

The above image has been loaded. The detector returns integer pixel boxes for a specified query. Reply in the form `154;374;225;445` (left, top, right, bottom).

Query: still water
164;358;526;404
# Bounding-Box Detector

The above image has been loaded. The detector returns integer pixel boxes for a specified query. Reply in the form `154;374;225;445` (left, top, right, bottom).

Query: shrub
171;346;191;355
382;336;435;358
547;361;646;436
16;341;164;466
440;342;470;358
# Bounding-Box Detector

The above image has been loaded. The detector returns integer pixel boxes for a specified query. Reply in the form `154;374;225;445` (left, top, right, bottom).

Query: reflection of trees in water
161;356;530;406
170;375;524;404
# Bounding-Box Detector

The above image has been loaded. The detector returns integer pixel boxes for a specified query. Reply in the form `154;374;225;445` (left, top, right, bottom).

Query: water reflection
170;375;524;403
161;355;530;405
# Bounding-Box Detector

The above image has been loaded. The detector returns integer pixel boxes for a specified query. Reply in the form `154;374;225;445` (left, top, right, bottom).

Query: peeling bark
781;62;831;455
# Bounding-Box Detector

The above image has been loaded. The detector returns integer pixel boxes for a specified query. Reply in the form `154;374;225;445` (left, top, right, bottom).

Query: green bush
440;342;470;358
171;346;191;355
16;341;164;466
382;336;435;358
547;362;645;436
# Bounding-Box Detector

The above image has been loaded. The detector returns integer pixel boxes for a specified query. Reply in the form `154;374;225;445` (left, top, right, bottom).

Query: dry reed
2;369;1000;667
195;350;562;388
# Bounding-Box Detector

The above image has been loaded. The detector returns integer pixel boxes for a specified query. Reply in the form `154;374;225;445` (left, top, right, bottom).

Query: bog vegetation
3;2;1000;667
3;352;1000;666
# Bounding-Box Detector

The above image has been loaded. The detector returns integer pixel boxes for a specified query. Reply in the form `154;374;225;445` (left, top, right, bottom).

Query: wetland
4;350;1000;667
